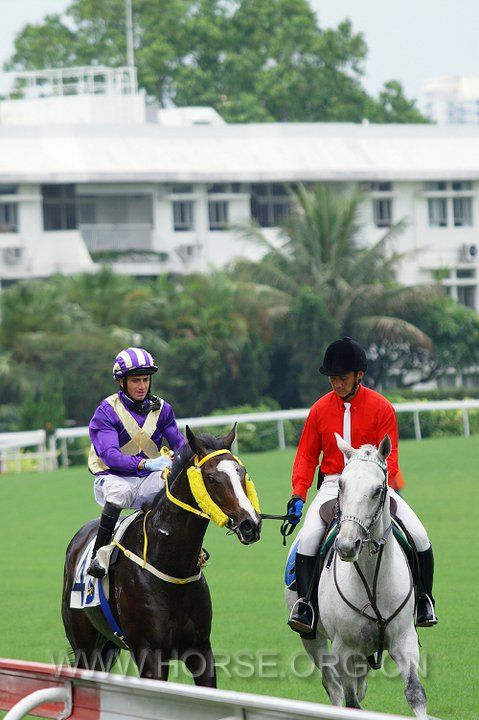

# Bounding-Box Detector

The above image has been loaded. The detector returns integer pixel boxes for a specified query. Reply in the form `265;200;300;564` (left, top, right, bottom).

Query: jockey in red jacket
287;337;437;634
86;347;187;578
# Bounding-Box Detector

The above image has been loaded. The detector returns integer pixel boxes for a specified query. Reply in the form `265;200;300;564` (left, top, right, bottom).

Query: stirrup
87;557;107;579
416;593;438;627
288;598;316;634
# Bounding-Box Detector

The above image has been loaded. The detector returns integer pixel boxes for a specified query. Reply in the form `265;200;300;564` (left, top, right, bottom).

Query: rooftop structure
422;75;479;125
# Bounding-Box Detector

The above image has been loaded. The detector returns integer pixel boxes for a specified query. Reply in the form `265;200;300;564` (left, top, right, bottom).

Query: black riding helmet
319;337;367;376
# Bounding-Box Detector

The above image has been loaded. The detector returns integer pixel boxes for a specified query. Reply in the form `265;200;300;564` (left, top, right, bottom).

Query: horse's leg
302;636;344;706
184;646;217;688
389;634;427;719
332;639;362;709
62;607;110;671
131;647;170;681
357;665;369;704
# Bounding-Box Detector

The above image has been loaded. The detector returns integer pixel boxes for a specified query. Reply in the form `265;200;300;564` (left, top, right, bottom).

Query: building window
0;203;18;232
426;181;447;192
208;201;229;230
373;198;392;227
42;184;77;231
457;285;476;310
171;183;193;193
428;198;448;227
452;181;472;191
426;181;474;228
251;183;291;227
453;197;473;226
173;201;194;231
372;182;392;192
208;183;245;194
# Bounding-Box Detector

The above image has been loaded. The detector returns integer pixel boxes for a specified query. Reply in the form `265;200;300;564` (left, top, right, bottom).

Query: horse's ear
186;425;200;454
222;422;237;450
335;432;355;461
378;435;392;461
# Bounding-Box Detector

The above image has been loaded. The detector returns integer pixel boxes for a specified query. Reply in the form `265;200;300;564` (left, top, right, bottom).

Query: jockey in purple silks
86;347;187;578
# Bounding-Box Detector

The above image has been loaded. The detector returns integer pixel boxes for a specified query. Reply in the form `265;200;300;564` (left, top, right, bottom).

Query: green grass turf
0;436;477;719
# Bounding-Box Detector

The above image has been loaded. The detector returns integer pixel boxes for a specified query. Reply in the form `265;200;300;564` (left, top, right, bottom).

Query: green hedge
385;391;479;439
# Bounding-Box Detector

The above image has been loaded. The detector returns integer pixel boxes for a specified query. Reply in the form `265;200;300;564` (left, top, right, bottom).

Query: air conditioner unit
2;247;23;265
459;243;478;262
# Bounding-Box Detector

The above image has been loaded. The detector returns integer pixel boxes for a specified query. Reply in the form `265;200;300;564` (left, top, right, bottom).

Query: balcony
80;224;153;252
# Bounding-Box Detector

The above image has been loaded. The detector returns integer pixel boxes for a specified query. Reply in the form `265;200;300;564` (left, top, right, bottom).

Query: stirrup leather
288;597;316;633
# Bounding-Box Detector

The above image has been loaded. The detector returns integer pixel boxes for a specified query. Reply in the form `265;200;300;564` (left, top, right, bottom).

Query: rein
333;453;413;669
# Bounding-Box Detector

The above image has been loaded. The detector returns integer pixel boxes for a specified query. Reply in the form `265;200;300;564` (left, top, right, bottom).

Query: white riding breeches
298;476;430;556
93;471;165;510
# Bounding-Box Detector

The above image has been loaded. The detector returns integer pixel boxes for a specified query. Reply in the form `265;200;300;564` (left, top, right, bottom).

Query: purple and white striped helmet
112;347;158;380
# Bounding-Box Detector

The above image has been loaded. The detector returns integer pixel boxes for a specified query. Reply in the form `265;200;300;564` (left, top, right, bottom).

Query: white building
422;75;479;125
1;67;479;312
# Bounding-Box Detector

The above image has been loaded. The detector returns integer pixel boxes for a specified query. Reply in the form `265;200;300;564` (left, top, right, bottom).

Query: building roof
2;119;479;184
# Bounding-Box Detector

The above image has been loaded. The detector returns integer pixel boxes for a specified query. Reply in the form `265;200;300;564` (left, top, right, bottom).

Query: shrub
203;399;301;453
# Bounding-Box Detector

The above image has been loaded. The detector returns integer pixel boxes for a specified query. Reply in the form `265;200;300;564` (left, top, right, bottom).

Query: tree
235;183;436;398
5;0;426;123
20;376;66;434
364;289;479;388
368;81;429;124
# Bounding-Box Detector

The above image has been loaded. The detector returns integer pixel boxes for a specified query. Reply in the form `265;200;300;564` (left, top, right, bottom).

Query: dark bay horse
61;424;261;686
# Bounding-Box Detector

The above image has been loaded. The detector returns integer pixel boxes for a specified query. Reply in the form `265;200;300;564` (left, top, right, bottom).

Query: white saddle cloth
70;511;142;609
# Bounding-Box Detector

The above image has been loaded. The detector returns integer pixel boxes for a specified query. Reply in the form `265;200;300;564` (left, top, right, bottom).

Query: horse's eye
373;487;382;496
206;473;220;485
338;479;344;492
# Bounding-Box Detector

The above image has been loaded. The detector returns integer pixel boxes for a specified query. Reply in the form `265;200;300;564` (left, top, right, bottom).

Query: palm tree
235;183;433;396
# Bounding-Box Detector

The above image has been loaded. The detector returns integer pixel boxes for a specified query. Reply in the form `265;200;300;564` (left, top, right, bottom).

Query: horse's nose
238;518;260;543
336;536;361;560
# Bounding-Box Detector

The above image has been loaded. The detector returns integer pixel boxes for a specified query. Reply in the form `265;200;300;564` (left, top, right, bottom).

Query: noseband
338;454;391;555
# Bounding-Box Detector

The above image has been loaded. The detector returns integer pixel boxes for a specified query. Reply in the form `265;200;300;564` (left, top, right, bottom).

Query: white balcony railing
80;224;153;253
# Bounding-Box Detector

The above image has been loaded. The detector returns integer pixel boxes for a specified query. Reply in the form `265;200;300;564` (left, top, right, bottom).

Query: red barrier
0;659;99;719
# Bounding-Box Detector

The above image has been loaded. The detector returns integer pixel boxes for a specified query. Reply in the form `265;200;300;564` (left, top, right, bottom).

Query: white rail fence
1;400;478;472
0;658;418;720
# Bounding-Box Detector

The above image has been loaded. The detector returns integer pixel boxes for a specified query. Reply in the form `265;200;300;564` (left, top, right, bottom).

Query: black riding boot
86;502;121;578
288;553;317;634
416;546;438;627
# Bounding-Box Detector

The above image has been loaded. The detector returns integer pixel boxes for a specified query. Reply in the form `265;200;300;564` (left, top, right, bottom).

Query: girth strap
113;541;202;585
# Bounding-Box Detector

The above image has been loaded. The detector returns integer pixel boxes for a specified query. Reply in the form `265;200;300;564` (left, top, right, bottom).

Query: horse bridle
334;452;413;670
338;454;392;556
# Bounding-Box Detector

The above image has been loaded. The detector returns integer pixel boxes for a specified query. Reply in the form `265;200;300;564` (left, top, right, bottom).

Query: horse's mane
143;433;228;512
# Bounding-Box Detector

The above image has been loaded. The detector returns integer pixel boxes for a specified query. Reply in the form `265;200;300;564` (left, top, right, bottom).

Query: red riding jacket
292;384;400;501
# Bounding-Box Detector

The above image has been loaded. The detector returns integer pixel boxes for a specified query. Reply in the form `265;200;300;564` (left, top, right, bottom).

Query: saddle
285;496;416;593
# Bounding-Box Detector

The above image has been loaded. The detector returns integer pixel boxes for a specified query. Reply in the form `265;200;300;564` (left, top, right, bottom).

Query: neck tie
342;402;351;463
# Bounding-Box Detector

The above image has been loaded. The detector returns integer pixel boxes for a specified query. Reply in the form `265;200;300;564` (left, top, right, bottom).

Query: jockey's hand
286;496;304;525
144;456;173;473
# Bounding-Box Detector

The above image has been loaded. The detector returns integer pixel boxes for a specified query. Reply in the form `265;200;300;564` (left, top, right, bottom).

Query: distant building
422;75;479;125
1;66;479;319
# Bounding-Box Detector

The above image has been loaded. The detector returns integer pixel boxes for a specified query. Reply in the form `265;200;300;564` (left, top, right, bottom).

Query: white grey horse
286;434;427;718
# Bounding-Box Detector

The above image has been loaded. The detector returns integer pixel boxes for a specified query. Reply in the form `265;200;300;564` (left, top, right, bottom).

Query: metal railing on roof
9;66;138;99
